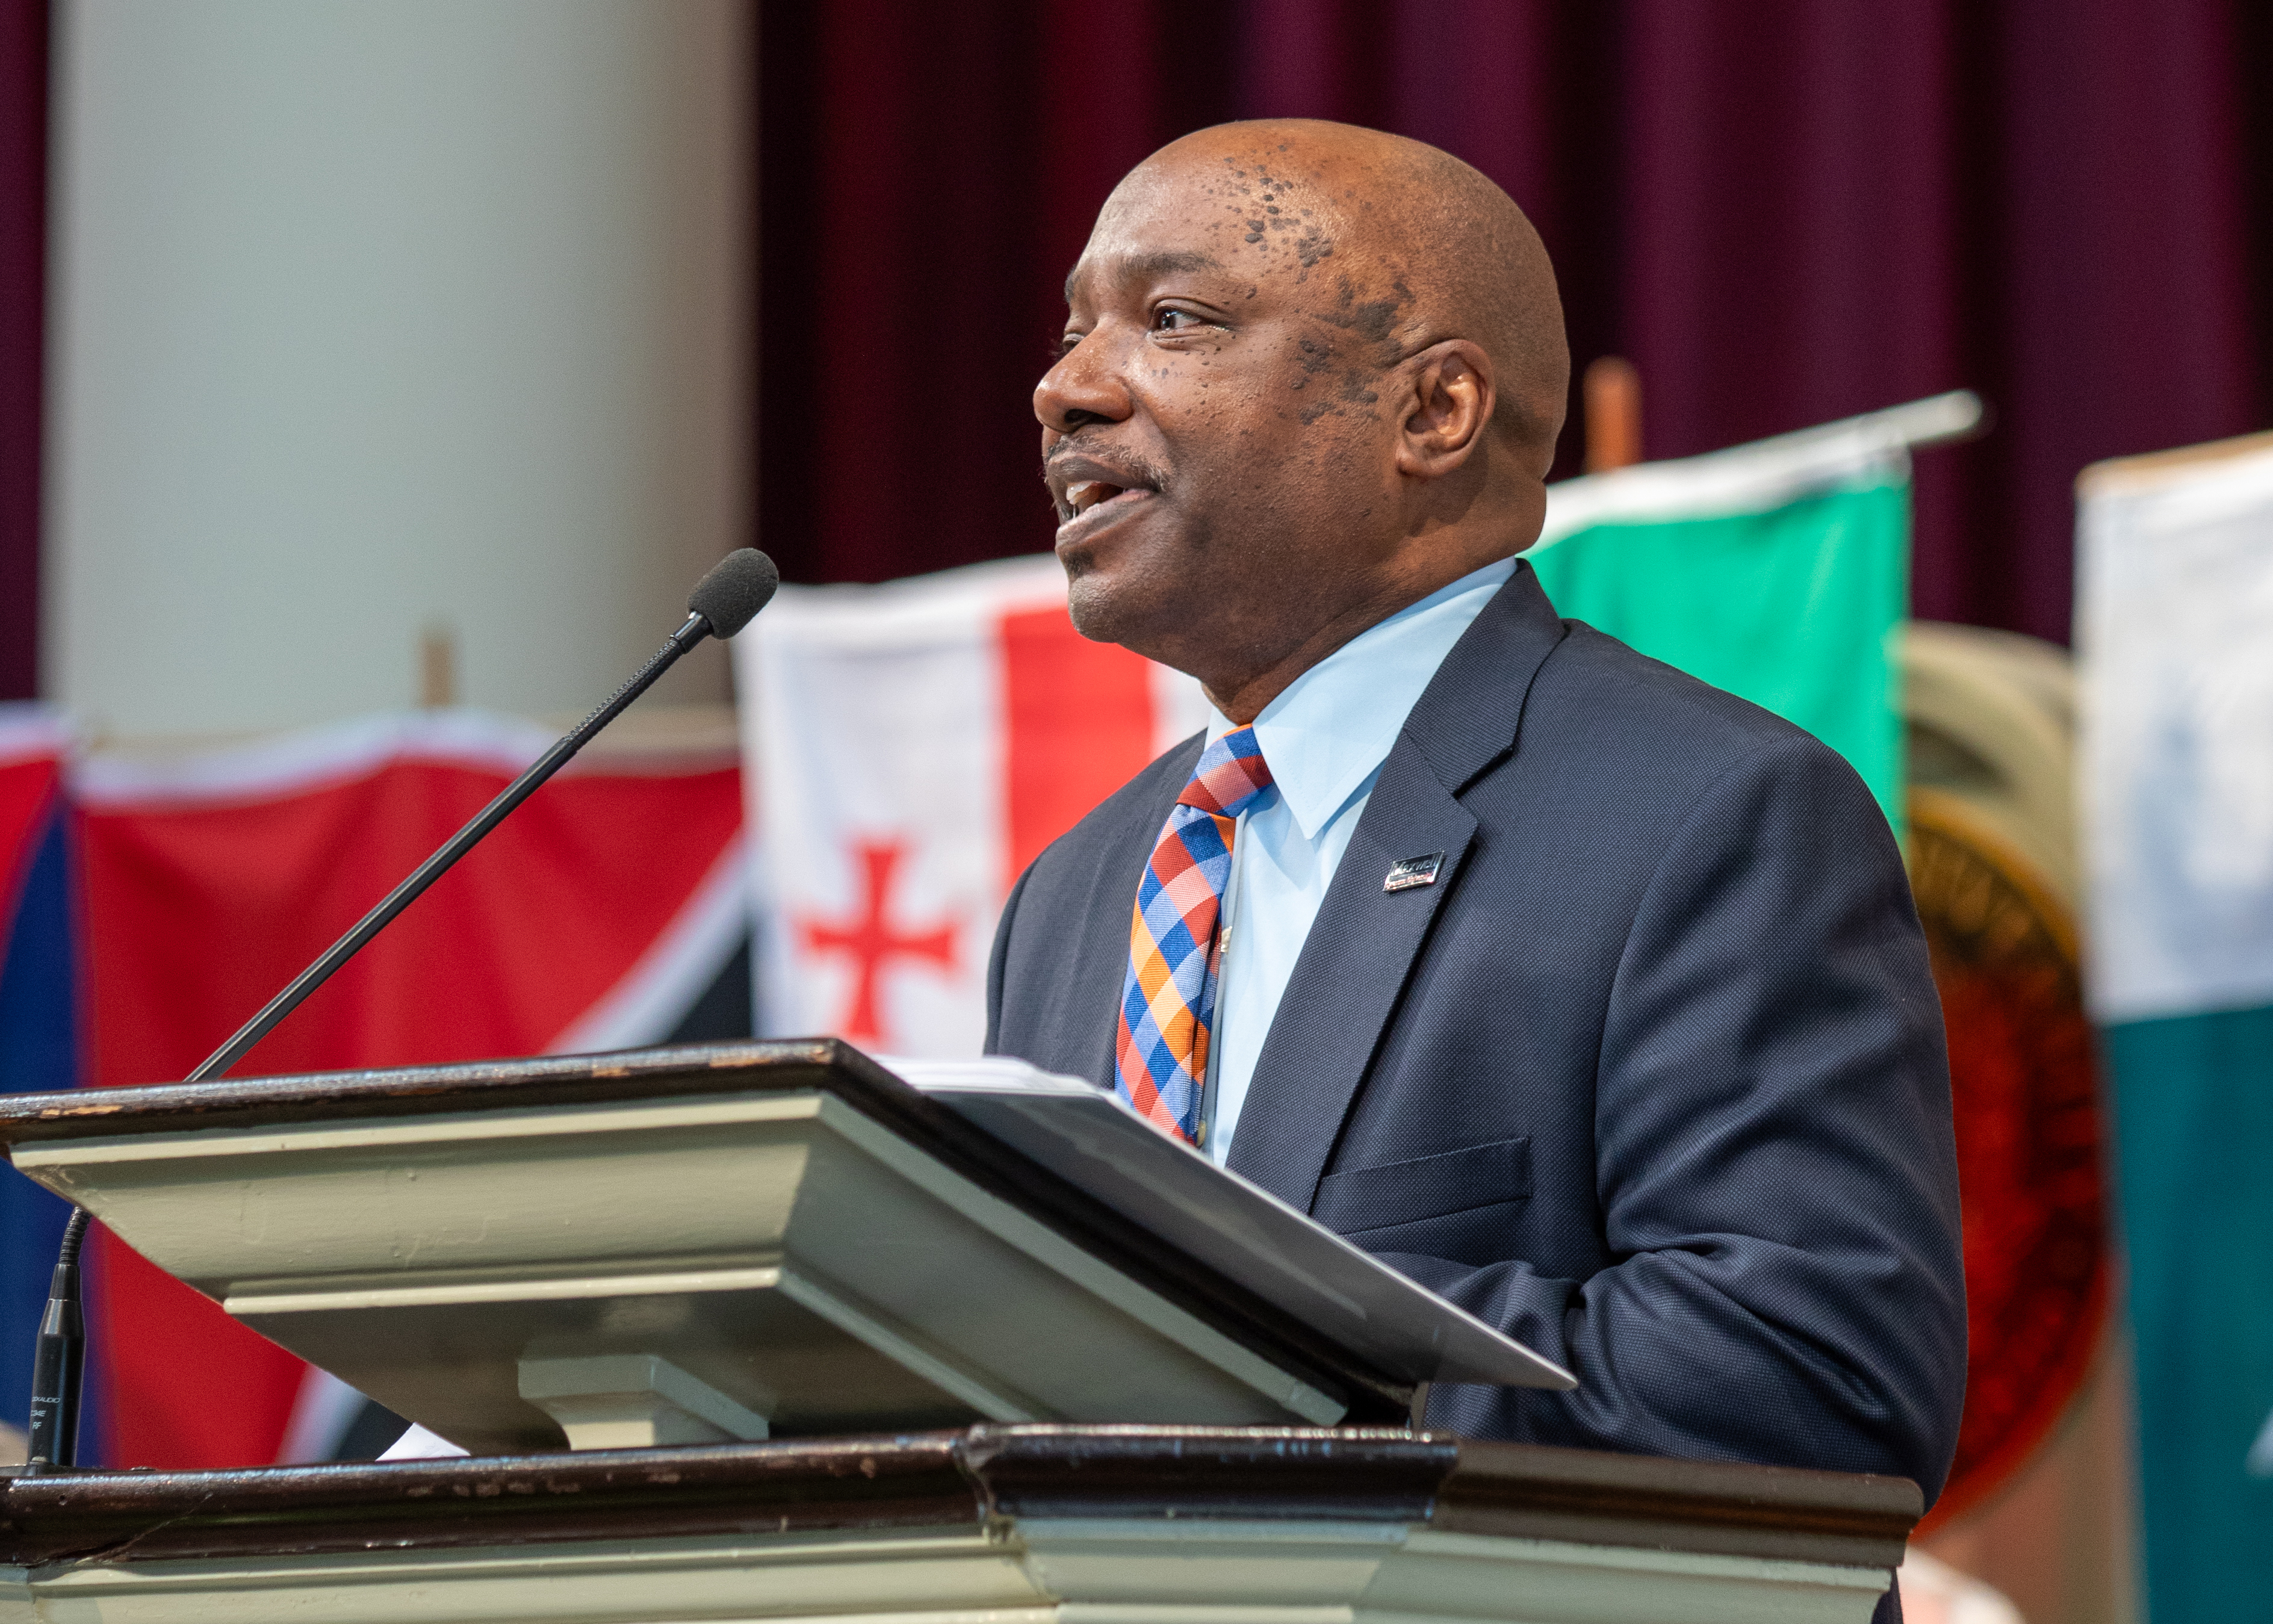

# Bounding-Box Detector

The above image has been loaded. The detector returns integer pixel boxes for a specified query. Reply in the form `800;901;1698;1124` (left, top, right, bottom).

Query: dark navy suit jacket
985;562;1965;1510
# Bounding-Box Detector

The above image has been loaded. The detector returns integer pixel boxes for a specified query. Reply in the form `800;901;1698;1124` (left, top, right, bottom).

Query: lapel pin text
1384;853;1445;893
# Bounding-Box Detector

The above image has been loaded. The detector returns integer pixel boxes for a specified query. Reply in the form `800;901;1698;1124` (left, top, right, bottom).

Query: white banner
2079;435;2273;1021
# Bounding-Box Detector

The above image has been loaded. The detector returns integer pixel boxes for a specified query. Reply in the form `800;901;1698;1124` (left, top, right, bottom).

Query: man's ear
1395;340;1495;479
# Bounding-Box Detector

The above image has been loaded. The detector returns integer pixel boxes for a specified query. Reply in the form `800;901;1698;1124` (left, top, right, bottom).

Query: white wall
43;0;749;738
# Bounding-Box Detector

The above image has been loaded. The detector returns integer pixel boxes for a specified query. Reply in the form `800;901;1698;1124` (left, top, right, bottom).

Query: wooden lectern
0;1041;1919;1620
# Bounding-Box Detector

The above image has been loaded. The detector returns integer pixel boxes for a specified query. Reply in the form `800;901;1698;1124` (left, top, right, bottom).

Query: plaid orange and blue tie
1115;726;1275;1142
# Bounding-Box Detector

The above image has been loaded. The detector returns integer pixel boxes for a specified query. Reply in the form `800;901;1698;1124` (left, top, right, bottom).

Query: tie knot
1179;726;1274;819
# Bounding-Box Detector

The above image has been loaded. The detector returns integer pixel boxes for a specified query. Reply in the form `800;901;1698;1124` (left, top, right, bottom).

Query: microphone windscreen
688;549;780;639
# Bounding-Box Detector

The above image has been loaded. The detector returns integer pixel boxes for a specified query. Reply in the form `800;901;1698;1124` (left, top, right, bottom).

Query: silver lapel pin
1383;852;1445;893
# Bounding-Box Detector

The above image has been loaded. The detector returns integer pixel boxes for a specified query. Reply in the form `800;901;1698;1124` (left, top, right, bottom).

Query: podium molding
0;1424;1917;1623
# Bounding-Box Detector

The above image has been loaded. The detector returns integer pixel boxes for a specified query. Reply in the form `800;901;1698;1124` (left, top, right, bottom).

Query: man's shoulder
1553;619;1815;744
1526;617;1856;790
1407;609;1890;876
1408;569;1853;813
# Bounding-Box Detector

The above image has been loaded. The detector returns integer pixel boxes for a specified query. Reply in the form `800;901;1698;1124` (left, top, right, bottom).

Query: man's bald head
1110;120;1568;465
1038;120;1570;722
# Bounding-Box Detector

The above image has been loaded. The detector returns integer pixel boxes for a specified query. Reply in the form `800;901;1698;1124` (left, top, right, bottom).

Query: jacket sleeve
1377;736;1967;1502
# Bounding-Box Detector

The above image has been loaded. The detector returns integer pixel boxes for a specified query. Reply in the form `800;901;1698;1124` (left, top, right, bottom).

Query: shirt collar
1208;556;1517;840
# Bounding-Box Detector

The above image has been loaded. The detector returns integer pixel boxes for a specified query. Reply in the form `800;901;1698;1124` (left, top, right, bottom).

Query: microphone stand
22;553;773;1473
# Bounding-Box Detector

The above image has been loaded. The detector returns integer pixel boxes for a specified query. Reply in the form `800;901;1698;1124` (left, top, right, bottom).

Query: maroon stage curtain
0;0;42;701
757;0;2272;645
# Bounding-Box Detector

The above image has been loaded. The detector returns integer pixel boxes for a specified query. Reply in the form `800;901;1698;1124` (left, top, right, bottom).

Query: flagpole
1584;356;1644;473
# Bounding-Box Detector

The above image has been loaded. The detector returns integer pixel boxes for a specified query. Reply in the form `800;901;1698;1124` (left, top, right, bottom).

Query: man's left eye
1152;308;1205;333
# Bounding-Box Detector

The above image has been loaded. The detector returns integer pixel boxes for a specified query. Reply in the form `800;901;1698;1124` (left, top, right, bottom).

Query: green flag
1524;417;1913;825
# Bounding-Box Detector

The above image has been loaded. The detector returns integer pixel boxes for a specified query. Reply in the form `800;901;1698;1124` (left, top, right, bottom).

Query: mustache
1040;442;1173;491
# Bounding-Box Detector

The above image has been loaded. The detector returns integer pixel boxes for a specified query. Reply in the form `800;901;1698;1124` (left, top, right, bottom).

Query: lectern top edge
0;1038;847;1145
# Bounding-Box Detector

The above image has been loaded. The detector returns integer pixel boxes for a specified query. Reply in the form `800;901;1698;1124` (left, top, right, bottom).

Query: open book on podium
1;1041;1570;1452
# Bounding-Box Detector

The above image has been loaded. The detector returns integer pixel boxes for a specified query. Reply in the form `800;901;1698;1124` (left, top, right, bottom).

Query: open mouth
1056;479;1153;536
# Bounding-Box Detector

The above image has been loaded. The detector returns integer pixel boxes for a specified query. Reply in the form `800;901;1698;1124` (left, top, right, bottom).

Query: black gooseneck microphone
20;548;780;1472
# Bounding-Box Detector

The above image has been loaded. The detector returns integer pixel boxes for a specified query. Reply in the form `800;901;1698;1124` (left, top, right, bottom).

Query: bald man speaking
988;120;1965;1522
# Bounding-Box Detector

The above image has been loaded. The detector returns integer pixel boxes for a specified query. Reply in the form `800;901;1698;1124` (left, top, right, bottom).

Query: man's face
1037;149;1416;688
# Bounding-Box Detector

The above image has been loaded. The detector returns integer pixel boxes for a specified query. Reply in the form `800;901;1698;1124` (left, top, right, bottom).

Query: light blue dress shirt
1202;556;1518;1165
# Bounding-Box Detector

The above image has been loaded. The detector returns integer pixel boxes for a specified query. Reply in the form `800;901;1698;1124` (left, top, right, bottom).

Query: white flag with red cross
736;556;1208;1058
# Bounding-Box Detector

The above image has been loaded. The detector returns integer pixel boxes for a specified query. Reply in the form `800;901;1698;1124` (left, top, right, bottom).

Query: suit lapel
1223;766;1475;1209
1224;564;1569;1210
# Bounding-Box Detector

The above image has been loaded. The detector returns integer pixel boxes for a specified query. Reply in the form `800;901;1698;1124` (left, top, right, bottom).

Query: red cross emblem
796;839;958;1047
